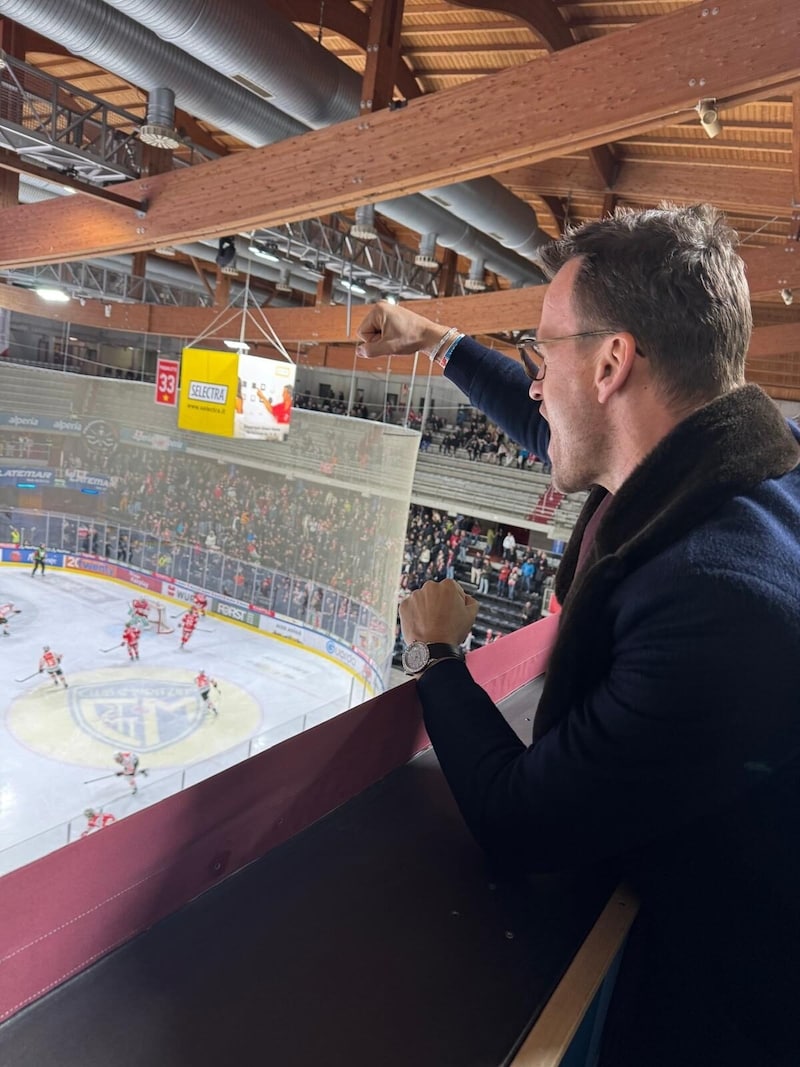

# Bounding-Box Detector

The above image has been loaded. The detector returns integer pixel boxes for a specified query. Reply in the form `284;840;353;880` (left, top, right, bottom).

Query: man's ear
596;333;637;404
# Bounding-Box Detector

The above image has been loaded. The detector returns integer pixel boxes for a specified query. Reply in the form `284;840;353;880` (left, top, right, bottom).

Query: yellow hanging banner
177;347;239;437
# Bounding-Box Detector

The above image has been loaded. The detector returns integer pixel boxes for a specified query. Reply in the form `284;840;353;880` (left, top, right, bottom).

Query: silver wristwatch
401;641;465;676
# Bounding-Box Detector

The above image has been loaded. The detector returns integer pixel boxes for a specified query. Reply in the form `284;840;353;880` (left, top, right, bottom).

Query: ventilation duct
465;258;487;293
415;232;438;270
96;0;553;258
275;267;292;293
139;86;181;148
0;0;547;283
351;204;377;242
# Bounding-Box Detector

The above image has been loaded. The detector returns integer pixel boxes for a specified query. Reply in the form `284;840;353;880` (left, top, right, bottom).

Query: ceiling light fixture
36;287;70;303
224;339;250;351
340;279;367;296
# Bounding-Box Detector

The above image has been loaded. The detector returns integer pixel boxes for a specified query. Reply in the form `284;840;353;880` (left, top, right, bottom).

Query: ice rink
0;566;355;874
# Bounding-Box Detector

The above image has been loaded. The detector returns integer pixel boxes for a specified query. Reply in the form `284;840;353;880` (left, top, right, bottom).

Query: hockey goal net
148;604;174;635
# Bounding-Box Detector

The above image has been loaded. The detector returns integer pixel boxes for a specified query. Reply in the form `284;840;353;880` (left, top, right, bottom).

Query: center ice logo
70;680;203;752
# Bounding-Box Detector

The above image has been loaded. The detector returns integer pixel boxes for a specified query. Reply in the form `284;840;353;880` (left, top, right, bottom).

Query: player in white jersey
194;670;220;717
114;751;144;794
39;646;68;688
0;601;20;636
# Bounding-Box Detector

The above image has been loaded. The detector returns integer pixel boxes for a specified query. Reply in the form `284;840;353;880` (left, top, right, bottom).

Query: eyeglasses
516;330;617;383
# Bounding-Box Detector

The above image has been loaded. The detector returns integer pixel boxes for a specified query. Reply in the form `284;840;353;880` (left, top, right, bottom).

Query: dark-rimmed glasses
516;330;617;383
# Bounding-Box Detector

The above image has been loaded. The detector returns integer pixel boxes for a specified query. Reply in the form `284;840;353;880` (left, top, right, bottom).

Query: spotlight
340;279;367;296
696;98;722;139
216;236;237;269
104;304;112;318
781;288;794;306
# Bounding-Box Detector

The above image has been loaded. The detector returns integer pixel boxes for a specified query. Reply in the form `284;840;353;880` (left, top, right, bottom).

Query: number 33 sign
155;358;180;406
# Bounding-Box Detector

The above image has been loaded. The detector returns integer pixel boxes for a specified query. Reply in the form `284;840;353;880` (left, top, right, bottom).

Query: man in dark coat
357;204;800;1067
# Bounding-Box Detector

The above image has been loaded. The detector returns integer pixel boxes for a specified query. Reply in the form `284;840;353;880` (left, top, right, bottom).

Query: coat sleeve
416;566;800;873
444;336;551;460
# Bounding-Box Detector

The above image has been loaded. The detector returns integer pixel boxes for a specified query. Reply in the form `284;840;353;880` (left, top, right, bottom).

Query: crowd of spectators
2;428;407;659
399;504;555;645
294;387;448;434
2;425;557;660
436;407;551;471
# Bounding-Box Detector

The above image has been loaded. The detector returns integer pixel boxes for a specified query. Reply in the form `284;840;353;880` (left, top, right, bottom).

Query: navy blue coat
418;338;800;1066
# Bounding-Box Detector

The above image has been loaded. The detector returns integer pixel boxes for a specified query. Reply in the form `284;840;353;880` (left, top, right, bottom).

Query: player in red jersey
194;669;220;717
114;751;143;794
179;607;199;650
121;622;141;661
81;809;116;837
192;592;208;616
39;646;68;688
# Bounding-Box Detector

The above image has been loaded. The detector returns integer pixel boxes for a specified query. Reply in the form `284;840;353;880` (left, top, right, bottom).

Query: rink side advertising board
177;348;296;442
0;545;383;693
154;357;180;407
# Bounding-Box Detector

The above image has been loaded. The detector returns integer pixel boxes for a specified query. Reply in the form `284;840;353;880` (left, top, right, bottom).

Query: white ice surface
0;567;354;874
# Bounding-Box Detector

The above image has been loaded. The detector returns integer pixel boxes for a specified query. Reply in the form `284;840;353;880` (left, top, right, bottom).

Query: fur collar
533;385;800;741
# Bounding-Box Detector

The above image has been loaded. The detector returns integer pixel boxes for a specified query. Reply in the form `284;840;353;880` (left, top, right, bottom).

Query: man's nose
529;379;543;402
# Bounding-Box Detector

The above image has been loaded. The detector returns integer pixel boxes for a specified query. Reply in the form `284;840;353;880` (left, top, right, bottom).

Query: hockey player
192;592;208;617
129;597;150;628
194;670;220;717
81;808;116;837
39;646;68;688
121;622;141;661
31;544;46;577
0;601;19;636
114;751;144;795
179;607;199;650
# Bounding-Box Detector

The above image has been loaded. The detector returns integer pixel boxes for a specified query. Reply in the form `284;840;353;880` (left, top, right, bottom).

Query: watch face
402;641;429;673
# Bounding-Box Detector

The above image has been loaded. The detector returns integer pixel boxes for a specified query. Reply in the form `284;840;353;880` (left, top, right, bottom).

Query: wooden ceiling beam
448;0;618;189
0;0;797;268
448;0;573;51
2;271;798;341
361;0;406;113
264;0;421;102
501;157;794;216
